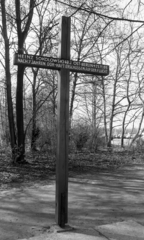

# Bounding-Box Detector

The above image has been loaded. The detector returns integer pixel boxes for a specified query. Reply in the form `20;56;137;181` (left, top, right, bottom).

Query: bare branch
57;0;144;24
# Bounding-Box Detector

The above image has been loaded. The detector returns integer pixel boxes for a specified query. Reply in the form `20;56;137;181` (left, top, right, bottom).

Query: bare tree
25;0;59;150
130;63;144;146
0;0;17;160
14;0;36;162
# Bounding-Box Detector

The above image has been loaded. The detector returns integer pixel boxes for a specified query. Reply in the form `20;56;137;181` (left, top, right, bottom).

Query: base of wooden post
51;224;74;233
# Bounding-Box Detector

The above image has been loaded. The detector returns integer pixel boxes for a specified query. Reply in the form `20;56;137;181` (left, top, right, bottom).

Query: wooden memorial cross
14;16;109;228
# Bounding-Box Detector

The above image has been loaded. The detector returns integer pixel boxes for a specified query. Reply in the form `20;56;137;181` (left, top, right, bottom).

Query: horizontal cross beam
14;53;109;76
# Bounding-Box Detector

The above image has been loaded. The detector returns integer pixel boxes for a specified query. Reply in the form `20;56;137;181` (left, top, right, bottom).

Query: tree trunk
31;71;37;151
69;72;78;123
130;108;144;147
101;77;108;145
107;56;119;147
92;81;97;150
1;0;17;161
121;103;131;148
15;0;35;162
16;63;25;161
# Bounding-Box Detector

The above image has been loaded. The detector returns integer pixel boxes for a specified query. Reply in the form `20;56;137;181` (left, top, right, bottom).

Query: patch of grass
0;149;143;190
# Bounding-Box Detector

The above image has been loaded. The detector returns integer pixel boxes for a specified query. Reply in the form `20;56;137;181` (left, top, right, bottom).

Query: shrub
86;129;106;152
70;124;89;151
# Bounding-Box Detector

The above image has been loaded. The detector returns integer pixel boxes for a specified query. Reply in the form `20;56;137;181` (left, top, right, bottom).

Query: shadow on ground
0;163;144;240
69;164;144;229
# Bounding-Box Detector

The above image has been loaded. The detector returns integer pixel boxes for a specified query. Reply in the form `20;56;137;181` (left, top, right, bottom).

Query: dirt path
0;163;144;240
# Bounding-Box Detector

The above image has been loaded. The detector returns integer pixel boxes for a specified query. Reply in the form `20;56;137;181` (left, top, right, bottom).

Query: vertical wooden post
56;16;70;227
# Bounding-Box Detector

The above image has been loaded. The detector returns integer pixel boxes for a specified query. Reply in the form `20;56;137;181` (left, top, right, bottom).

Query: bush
70;124;89;151
86;130;106;152
37;127;57;154
69;124;106;152
135;137;144;152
